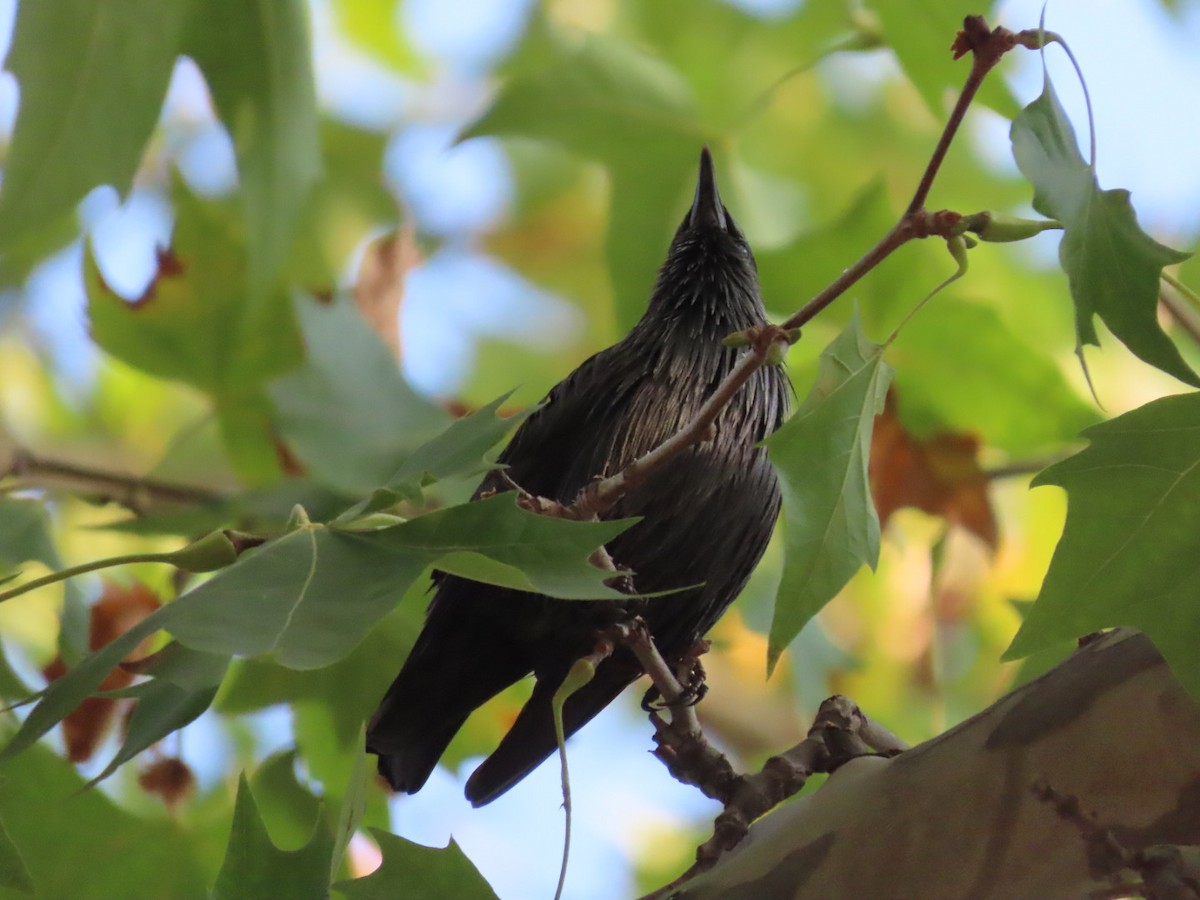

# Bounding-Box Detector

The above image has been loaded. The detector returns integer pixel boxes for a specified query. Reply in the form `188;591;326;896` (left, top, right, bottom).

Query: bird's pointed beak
689;147;728;230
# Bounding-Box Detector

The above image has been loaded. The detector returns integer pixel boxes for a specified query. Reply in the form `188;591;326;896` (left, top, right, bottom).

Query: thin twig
2;446;221;513
1160;281;1200;347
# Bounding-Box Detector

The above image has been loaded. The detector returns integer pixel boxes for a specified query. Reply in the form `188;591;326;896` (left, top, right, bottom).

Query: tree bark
658;630;1200;899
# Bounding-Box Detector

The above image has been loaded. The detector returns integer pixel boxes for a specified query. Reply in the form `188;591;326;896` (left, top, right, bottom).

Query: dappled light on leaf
1006;392;1200;696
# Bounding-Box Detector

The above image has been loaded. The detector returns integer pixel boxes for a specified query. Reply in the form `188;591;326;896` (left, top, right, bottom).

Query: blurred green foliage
0;0;1196;897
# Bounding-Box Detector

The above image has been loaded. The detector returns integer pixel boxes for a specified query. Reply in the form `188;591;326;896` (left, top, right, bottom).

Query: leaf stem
0;551;177;605
1043;32;1096;167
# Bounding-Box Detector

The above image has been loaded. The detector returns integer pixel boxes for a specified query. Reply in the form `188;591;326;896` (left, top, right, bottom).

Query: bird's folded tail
464;655;641;806
367;620;533;795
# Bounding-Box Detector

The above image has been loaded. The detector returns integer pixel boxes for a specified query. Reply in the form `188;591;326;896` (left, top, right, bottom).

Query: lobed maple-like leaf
1005;392;1200;696
765;314;893;674
1010;69;1196;387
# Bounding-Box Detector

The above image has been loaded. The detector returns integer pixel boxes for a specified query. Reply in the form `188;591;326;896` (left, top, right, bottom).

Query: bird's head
644;148;763;327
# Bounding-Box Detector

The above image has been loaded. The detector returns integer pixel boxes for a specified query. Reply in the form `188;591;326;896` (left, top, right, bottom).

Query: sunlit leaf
766;313;892;674
0;0;187;248
335;828;498;900
888;299;1099;453
88;191;303;393
1005;392;1200;696
287;121;400;290
330;0;423;73
1011;69;1197;387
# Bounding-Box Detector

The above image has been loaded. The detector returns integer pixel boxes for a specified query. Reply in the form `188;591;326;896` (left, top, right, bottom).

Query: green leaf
388;394;531;488
269;296;450;495
330;0;422;73
216;600;423;746
1005;392;1200;696
0;741;210;899
250;752;323;852
134;640;232;691
4;492;625;766
765;314;893;674
0;497;61;572
1011;70;1197;387
212;775;334;900
86;677;221;787
0;812;33;895
888;299;1099;453
366;494;637;600
88;189;303;394
0;0;187;248
87;189;303;482
330;736;369;881
183;0;322;293
335;829;498;900
164;524;430;669
286;121;400;289
0;617;158;763
466;28;703;329
164;496;636;669
870;0;1018;119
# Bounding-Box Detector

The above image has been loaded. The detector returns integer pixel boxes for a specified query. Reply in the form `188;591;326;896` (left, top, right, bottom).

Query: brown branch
641;694;900;900
782;18;1021;334
1160;281;1200;348
2;445;222;514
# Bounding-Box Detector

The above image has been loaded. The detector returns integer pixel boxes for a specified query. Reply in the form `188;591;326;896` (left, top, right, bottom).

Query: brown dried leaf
137;756;196;810
353;226;421;361
42;582;162;762
869;391;998;549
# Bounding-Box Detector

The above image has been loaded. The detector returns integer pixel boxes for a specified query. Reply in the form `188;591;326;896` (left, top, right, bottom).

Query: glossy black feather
366;149;790;805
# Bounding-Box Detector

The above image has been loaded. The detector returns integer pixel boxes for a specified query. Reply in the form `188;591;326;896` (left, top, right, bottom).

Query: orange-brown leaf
137;756;196;810
42;582;162;762
869;392;998;549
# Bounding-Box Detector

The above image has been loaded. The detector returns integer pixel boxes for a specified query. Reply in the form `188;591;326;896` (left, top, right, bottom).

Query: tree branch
2;444;222;514
652;631;1200;900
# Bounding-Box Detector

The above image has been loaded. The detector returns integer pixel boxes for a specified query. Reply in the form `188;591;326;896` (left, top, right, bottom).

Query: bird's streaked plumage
366;148;790;806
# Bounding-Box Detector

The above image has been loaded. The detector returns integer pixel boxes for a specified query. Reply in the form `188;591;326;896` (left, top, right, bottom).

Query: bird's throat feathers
640;226;765;337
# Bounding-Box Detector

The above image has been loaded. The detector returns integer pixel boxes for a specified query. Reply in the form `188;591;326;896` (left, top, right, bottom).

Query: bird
366;147;791;806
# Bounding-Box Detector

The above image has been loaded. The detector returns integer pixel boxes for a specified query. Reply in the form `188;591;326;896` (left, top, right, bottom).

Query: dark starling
366;148;790;806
